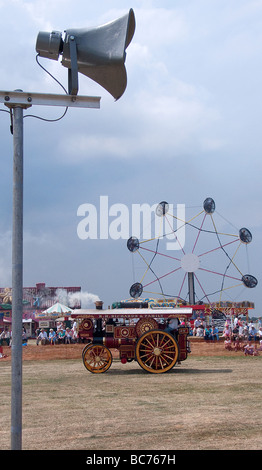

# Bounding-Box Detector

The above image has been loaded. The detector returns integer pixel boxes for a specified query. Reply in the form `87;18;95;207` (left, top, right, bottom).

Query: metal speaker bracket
68;35;79;96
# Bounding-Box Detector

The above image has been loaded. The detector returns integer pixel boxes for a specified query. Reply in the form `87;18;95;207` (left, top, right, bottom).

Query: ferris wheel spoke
136;247;165;297
226;242;244;277
193;273;211;304
164;214;186;254
192;213;206;253
140;246;181;262
198;267;241;282
199;238;239;258
178;272;187;300
143;266;182;289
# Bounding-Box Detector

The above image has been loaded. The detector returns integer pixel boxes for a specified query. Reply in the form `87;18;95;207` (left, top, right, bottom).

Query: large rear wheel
82;344;112;373
136;330;179;374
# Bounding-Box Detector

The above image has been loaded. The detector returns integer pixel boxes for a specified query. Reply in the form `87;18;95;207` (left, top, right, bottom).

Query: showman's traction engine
71;301;192;374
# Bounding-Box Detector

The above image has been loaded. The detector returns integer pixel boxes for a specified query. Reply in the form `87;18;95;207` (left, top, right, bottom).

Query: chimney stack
95;300;103;310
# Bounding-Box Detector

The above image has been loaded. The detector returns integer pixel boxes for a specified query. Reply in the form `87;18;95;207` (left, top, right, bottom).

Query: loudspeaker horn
36;9;135;99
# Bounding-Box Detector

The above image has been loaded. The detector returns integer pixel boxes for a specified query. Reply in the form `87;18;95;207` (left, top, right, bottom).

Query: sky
0;0;261;316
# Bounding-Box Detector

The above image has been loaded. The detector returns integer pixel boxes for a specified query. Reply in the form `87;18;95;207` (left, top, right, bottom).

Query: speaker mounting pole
2;88;100;450
68;35;79;95
4;92;32;450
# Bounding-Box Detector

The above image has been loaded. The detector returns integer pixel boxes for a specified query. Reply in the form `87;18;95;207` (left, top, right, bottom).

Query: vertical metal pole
11;104;24;450
188;272;195;305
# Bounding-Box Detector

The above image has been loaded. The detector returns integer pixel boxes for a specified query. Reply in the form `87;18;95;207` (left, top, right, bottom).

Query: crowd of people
192;317;219;340
0;327;28;347
221;317;262;342
191;315;262;355
36;320;78;345
222;317;262;355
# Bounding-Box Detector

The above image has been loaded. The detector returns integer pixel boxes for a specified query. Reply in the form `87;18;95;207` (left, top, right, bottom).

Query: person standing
193;317;201;336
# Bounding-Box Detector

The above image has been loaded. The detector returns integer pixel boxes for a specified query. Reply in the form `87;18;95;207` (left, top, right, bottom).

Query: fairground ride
125;198;257;320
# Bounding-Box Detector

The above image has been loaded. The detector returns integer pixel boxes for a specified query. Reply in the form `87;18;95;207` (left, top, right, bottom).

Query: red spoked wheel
135;330;179;374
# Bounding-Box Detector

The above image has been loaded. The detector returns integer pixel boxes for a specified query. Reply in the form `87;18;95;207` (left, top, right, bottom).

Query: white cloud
134;7;189;46
57;73;222;164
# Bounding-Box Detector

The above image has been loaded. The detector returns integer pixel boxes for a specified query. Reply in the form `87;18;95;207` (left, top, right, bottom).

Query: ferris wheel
127;198;258;306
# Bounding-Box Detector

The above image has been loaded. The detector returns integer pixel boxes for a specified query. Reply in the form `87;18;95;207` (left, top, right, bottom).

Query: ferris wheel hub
181;253;200;273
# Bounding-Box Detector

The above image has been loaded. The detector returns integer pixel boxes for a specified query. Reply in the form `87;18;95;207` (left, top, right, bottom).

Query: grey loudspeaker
36;9;136;99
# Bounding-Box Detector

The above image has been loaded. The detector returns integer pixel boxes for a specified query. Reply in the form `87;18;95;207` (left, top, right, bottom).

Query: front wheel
82;344;112;373
136;330;179;374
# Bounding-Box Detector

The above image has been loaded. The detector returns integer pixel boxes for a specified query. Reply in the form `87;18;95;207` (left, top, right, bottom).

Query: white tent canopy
41;302;73;317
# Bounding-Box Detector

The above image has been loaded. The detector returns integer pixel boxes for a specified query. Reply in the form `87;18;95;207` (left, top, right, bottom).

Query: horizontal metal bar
0;90;101;109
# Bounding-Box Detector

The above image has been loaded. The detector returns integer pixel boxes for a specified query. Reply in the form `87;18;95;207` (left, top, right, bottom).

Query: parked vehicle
71;306;192;374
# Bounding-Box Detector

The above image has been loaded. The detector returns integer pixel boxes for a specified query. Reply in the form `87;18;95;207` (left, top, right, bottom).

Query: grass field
0;354;261;451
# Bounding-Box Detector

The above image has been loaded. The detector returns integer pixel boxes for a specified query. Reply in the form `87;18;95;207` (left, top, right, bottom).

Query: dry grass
0;354;261;451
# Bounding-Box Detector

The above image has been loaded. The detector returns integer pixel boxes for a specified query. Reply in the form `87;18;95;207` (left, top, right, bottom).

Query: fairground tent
36;302;73;319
